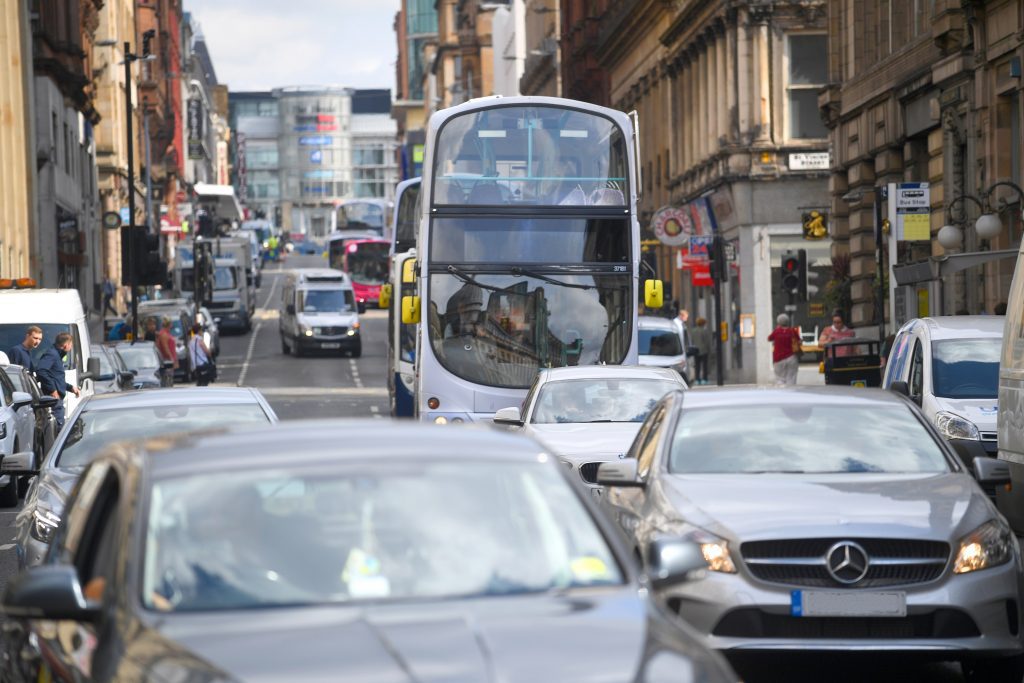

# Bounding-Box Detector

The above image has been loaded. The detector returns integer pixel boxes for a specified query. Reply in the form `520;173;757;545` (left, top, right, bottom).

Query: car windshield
932;338;1000;399
300;289;352;313
0;324;72;366
639;328;682;356
3;367;33;395
142;460;623;612
92;348;114;377
669;403;951;474
56;404;271;469
533;378;680;423
115;345;161;370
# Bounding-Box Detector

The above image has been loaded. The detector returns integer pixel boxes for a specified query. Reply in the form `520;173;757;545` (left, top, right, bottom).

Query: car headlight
30;508;60;544
935;411;980;440
954;519;1014;574
665;523;736;574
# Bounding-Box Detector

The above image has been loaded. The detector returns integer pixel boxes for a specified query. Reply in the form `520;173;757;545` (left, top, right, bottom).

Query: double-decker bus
335;198;393;238
383;178;421;417
402;96;661;423
338;238;390;306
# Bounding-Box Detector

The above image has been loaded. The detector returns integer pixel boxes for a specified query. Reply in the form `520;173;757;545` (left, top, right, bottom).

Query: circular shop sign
102;211;122;230
651;205;693;246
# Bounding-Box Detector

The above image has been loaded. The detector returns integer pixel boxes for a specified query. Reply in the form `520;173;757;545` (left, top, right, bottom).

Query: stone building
0;1;36;280
520;0;560;96
392;0;438;180
561;0;610;105
823;0;1024;328
595;1;831;383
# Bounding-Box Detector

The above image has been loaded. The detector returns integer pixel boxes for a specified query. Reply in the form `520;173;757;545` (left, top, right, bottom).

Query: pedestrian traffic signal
794;249;809;301
781;251;800;293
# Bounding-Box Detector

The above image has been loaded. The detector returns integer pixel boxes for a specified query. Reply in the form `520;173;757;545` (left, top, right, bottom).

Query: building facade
561;0;610;105
824;1;1024;329
520;0;560;96
492;0;526;96
0;0;37;280
598;1;831;383
393;0;437;179
230;91;281;224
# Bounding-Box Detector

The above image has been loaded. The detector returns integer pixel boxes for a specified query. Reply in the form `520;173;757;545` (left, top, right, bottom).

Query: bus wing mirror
402;259;417;284
644;279;664;309
402;296;421;325
379;283;392;310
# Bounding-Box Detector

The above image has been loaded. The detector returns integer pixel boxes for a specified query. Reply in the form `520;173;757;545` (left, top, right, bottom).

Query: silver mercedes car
597;386;1024;682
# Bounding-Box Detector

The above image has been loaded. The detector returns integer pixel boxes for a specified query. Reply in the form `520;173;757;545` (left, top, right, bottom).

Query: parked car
11;387;278;570
88;344;134;395
598;386;1024;681
109;341;170;389
884;316;1002;467
137;300;195;381
1;421;738;683
638;315;689;378
196;305;220;358
0;367;40;506
2;363;58;466
494;365;686;496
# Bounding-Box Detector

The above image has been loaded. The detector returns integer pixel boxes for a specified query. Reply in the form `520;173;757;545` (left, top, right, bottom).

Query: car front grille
710;607;979;639
579;462;602;484
315;326;348;336
741;538;950;588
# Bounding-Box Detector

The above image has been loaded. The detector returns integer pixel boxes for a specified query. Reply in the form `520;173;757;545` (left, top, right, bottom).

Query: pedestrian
690;317;713;385
143;316;158;342
101;276;118;317
36;332;80;429
818;309;856;357
107;318;129;341
188;323;215;386
7;325;42;373
767;313;801;386
156;317;178;387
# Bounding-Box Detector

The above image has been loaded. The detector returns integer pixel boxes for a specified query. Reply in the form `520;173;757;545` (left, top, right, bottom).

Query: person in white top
188;323;214;386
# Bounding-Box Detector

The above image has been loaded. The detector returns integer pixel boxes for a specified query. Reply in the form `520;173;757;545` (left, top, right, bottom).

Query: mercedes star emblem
825;541;870;584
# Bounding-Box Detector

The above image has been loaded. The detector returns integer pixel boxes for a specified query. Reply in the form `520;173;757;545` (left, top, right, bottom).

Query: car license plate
791;590;906;617
321;343;341;349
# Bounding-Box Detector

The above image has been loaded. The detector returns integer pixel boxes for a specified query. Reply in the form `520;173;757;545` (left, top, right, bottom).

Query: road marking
238;274;279;387
0;543;14;551
348;359;363;388
259;387;387;397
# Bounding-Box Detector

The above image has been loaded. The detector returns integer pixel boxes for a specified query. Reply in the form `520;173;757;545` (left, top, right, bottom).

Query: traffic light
795;249;809;301
193;240;215;305
138;232;167;287
709;236;727;283
781;250;800;294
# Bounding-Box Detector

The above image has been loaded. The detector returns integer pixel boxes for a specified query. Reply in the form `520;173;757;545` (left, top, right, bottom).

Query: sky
188;0;401;93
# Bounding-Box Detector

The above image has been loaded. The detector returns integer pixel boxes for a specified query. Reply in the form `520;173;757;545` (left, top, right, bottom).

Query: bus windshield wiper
445;265;508;293
509;266;626;291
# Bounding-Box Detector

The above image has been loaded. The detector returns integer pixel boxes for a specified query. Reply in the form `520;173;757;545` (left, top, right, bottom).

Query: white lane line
370;405;379;413
238;274;279;387
348;358;363;388
0;543;14;551
260;387;387;397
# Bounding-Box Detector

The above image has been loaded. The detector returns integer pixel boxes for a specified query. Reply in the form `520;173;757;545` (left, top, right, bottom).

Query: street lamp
940;181;1024;248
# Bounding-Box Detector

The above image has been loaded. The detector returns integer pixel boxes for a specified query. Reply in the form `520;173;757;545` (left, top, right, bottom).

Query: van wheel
293;340;303;358
281;337;290;355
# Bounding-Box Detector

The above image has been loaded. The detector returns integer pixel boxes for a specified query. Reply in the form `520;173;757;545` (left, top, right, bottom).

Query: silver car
11;387;278;569
598;386;1024;681
494;365;686;497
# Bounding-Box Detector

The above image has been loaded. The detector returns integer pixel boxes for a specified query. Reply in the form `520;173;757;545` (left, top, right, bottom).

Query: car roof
539;364;684;382
911;315;1005;339
110;340;157;349
79;386;270;412
137;420;550;478
637;315;676;330
678;385;911;409
287;268;351;284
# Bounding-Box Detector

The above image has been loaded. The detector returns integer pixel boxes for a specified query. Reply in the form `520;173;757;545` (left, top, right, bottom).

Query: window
909;339;924;398
636;405;667;478
786;34;828;140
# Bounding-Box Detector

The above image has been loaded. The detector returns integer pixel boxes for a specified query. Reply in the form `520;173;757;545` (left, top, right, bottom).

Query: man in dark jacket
6;325;42;373
36;332;80;428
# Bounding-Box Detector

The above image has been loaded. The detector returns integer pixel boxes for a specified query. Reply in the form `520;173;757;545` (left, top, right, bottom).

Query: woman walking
767;313;800;385
188;323;215;386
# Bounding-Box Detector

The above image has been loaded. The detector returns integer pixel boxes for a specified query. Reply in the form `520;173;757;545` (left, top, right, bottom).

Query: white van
885;316;1003;465
0;286;100;416
999;258;1024;532
279;269;364;357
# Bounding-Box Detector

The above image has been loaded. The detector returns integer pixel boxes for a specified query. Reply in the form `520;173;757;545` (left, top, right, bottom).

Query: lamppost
938;180;1024;249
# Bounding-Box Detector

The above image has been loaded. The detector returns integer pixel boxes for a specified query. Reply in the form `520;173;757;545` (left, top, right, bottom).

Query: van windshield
300;289;353;313
0;324;73;366
932;339;1001;399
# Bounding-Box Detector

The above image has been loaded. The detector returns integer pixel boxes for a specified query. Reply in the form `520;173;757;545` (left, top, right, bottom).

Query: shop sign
651;205;692;246
690;262;713;287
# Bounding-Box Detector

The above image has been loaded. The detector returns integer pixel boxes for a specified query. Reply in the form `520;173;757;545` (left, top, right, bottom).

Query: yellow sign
809;302;825;316
902;212;930;241
802;210;828;240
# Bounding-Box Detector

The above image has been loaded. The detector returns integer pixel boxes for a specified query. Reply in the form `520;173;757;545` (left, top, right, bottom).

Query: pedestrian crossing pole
710;236;726;386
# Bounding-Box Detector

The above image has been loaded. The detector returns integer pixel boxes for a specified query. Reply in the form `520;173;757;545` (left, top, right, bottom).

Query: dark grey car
598;387;1024;681
2;422;739;683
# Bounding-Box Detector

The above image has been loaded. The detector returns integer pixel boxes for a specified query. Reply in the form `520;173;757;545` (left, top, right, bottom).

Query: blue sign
688;235;714;259
310;149;323;164
299;135;332;146
293;124;317;132
119;207;130;225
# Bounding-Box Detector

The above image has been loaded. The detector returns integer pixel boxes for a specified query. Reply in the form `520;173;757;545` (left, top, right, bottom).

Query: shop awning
192;182;243;221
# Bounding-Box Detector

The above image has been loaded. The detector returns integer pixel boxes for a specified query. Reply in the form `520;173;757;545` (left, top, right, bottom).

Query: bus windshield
394;182;420;253
432;105;629;207
428;272;630;388
431;216;629;263
347;241;389;285
338;200;388;232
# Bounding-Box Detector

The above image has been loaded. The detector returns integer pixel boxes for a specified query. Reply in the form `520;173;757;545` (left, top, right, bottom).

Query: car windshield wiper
509;266;627;292
445;265;510;293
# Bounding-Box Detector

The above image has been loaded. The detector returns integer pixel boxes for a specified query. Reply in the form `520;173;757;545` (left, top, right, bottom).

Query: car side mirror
11;391;33;411
161;360;174;370
890;380;909;397
596;459;643;487
81;357;101;382
33;396;59;409
286;304;296;315
130;369;139;377
2;451;39;476
973;456;1010;486
492;406;523;426
118;371;134;386
646;539;709;590
357;301;367;314
2;565;101;623
378;283;392;310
